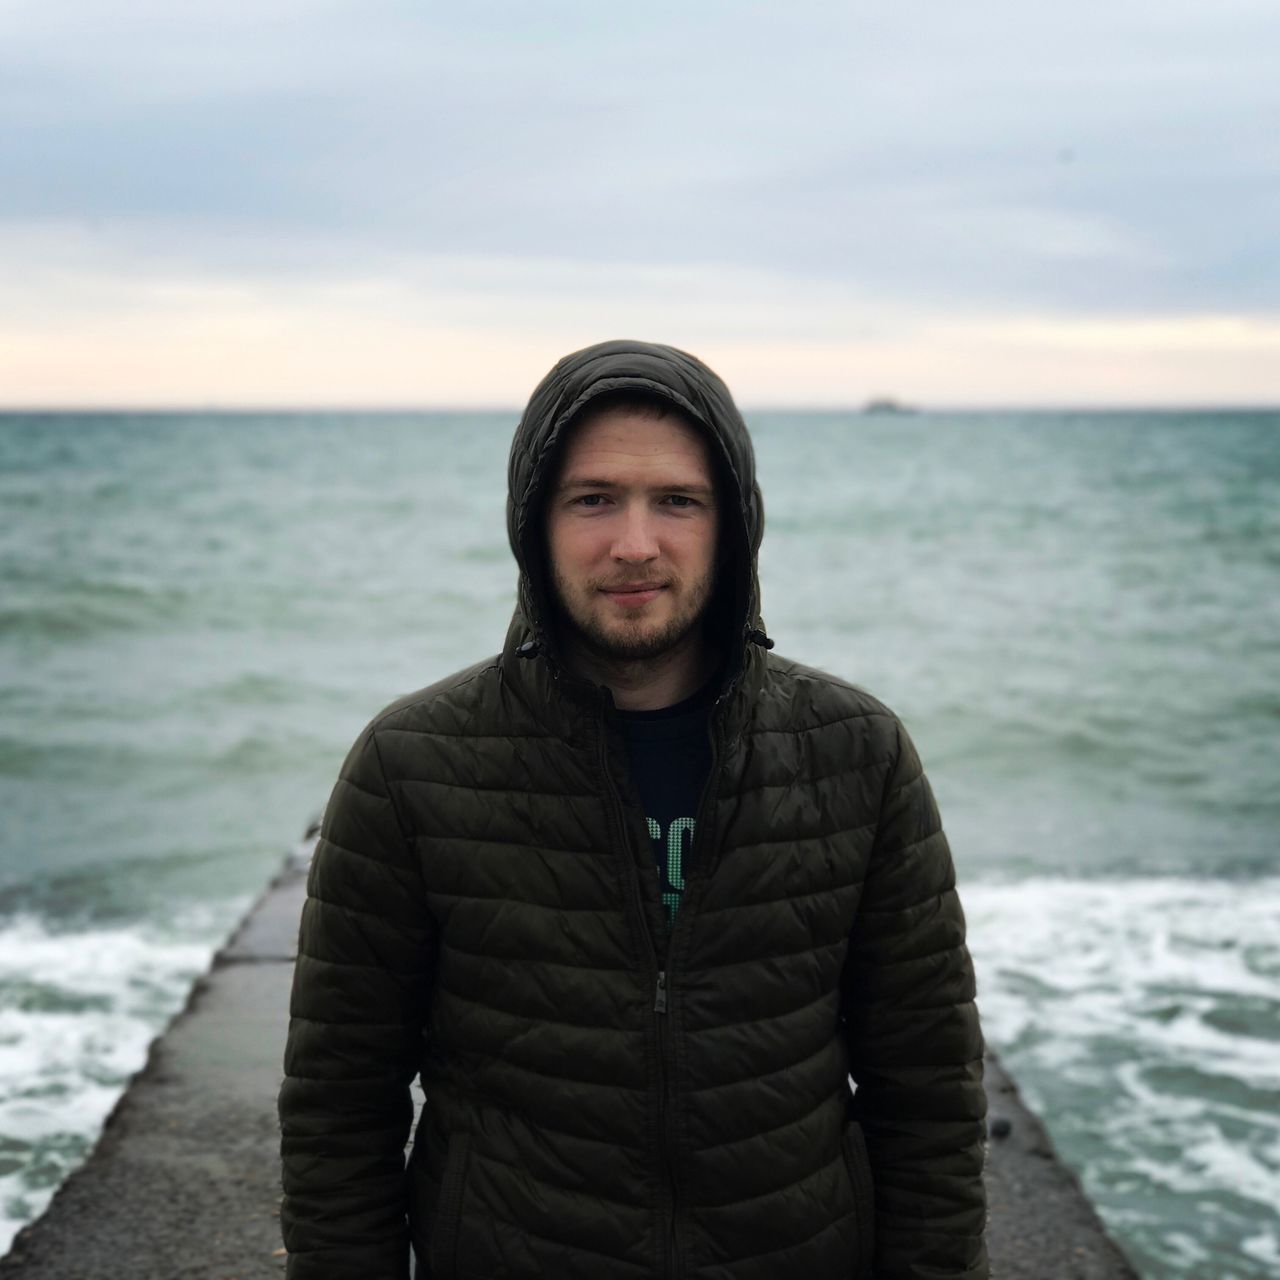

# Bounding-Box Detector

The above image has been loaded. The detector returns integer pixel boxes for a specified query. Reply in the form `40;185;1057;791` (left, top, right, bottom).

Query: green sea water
1;410;1277;1275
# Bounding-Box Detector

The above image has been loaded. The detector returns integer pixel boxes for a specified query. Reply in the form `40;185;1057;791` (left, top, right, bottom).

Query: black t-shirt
615;677;716;928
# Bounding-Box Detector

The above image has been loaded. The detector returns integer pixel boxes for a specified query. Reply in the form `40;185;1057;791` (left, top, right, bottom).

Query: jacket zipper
655;972;677;1280
595;701;679;1278
597;682;733;1280
661;698;726;1279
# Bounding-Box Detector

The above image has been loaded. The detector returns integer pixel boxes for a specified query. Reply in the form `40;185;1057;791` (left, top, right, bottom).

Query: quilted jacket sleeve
278;724;435;1280
840;716;988;1280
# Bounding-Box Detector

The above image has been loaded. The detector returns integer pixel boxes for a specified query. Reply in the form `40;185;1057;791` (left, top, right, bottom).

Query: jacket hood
503;338;769;696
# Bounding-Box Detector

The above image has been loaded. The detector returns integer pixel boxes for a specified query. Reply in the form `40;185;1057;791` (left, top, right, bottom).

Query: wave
0;905;244;1255
966;875;1280;1277
0;579;192;641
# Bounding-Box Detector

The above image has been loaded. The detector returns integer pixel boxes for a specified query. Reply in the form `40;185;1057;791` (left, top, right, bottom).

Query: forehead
554;408;713;479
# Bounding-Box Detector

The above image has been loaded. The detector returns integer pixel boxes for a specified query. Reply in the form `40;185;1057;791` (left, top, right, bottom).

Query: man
279;339;988;1280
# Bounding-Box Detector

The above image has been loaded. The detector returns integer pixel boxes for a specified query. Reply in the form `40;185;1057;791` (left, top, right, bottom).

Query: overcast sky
2;0;1277;406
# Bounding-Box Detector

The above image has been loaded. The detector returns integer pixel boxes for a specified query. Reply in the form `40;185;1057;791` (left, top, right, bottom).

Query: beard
549;565;717;664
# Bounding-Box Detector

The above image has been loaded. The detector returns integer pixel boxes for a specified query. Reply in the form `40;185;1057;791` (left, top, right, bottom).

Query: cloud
1;1;1278;401
2;222;1276;407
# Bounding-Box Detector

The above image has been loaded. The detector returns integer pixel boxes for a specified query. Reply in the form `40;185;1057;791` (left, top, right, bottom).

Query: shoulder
367;654;505;735
339;654;506;774
759;649;902;727
754;649;906;759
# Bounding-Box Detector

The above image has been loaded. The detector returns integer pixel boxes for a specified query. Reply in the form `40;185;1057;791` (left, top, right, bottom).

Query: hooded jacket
279;340;988;1280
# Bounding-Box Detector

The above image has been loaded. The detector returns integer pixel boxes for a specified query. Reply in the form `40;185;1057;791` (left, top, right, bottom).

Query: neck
562;630;718;712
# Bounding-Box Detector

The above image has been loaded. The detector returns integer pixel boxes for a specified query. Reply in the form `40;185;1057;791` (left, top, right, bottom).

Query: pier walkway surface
0;854;1139;1279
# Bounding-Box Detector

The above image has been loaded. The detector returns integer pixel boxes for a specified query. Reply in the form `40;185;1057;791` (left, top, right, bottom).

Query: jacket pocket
429;1132;472;1280
841;1120;875;1280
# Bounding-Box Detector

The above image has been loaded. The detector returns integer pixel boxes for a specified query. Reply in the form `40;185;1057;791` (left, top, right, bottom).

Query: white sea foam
1;872;1276;1273
965;876;1280;1275
966;877;1280;1082
1242;1227;1280;1271
0;903;245;1254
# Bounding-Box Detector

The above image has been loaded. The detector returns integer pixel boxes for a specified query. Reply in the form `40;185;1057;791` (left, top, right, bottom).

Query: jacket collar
498;609;769;746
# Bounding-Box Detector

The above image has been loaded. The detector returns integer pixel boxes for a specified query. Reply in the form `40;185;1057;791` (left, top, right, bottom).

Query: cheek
675;526;718;574
549;523;603;575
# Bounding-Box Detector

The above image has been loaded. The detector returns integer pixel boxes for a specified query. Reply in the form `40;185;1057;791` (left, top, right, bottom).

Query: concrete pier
0;849;1139;1279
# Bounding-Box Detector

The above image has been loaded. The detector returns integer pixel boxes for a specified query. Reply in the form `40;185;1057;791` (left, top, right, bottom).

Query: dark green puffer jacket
279;340;988;1280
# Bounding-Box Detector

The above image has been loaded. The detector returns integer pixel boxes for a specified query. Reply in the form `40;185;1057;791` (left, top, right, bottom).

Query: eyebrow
556;476;716;497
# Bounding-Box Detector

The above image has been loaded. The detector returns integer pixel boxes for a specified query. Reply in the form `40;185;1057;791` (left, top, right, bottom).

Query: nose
611;502;659;563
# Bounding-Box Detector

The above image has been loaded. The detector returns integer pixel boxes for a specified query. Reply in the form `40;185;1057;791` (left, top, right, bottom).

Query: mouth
599;583;666;607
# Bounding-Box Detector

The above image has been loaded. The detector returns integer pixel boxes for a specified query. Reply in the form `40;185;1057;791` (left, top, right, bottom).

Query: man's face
545;407;719;664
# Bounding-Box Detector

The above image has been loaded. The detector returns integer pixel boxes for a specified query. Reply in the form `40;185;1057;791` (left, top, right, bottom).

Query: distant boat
862;397;917;415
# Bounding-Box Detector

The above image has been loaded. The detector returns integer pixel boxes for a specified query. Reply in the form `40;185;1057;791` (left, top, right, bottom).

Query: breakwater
0;843;1138;1279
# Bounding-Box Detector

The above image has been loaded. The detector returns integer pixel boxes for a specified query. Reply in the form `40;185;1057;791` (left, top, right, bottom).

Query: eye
665;494;697;507
574;493;607;507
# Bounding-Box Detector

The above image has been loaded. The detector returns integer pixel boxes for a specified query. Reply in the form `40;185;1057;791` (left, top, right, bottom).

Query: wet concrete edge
0;844;1139;1279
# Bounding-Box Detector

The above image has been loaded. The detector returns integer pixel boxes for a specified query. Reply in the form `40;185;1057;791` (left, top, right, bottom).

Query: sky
2;0;1278;407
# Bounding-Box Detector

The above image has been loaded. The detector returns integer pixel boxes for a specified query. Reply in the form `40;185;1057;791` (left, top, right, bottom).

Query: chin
553;588;706;664
591;619;695;663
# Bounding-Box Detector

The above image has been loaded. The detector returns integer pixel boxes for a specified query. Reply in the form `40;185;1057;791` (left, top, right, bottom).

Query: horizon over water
7;400;1279;416
1;409;1277;1277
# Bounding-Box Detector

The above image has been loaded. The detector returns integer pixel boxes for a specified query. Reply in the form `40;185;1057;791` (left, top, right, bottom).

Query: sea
0;409;1276;1277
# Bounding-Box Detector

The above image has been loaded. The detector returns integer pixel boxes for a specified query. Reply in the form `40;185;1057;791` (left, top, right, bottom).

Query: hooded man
278;340;988;1280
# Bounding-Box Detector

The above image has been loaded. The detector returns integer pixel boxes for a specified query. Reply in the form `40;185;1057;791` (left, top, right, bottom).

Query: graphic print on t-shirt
615;671;717;931
647;816;695;925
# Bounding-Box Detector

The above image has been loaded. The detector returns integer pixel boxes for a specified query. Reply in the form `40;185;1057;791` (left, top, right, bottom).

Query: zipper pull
654;969;668;1014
